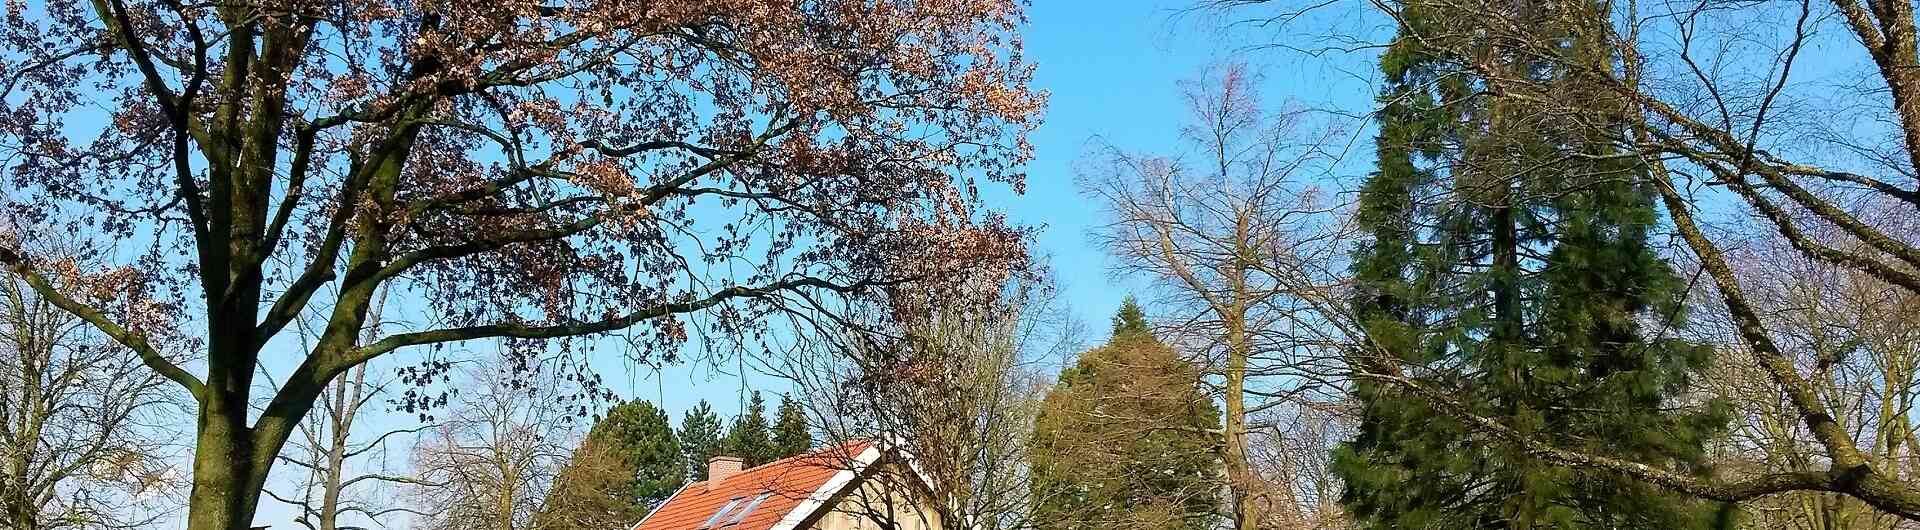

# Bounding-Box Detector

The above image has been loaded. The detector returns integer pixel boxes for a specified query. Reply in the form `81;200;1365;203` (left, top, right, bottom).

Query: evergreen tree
679;400;726;481
1111;296;1150;337
535;400;684;530
773;393;812;458
725;391;779;466
1331;2;1731;528
1029;303;1220;530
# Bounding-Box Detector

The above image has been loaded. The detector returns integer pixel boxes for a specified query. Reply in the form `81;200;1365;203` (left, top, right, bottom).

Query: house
629;440;942;530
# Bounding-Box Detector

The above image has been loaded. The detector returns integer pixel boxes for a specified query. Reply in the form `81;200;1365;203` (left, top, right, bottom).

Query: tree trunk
1224;217;1259;530
1223;318;1255;530
318;372;353;530
185;411;264;530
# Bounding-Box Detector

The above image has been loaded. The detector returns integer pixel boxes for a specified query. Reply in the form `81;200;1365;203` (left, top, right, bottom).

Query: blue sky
515;0;1390;423
246;1;1389;527
602;0;1388;426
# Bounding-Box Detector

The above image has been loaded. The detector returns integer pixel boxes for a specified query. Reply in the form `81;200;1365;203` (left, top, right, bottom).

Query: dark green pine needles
1333;1;1732;528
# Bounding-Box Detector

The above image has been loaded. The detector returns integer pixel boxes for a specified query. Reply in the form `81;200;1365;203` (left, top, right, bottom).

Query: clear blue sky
246;2;1389;528
602;0;1386;426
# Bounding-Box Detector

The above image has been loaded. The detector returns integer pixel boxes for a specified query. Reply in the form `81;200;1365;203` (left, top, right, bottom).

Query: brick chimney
706;455;744;489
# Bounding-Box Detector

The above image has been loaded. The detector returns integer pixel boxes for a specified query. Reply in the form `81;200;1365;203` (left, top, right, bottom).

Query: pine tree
1029;303;1220;530
725;391;778;467
772;393;812;458
535;400;684;530
1331;1;1731;527
679;400;726;481
1111;296;1150;337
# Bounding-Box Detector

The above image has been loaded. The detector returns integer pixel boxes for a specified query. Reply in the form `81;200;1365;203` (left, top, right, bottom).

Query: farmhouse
628;441;941;530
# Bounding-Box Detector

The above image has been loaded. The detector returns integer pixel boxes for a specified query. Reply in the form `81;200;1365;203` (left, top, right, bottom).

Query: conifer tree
535;400;684;530
1029;303;1220;530
679;400;727;481
725;391;779;467
773;394;813;458
1332;1;1731;527
1111;296;1150;337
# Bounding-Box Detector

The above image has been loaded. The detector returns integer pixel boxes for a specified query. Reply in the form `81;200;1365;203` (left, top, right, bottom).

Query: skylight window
699;498;745;529
698;493;774;529
725;493;774;526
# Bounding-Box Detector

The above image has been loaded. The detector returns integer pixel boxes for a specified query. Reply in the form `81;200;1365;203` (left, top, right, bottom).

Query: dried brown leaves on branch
0;0;1041;528
0;236;187;530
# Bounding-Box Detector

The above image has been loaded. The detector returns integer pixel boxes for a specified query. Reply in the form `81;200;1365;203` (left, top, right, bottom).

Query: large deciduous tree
792;273;1059;530
407;359;578;530
1079;63;1354;530
0;0;1039;528
0;241;183;530
266;288;432;530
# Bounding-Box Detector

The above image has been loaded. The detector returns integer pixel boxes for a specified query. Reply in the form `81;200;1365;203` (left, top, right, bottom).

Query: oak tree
0;238;184;530
0;0;1039;529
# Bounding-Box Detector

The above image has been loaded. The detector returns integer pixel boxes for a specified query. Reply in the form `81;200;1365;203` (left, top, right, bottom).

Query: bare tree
406;357;580;530
1691;203;1920;529
1246;400;1353;529
1078;63;1357;529
0;243;185;530
267;289;434;530
786;275;1064;530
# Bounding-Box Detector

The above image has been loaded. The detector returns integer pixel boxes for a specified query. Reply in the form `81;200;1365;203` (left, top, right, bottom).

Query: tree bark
1223;215;1259;530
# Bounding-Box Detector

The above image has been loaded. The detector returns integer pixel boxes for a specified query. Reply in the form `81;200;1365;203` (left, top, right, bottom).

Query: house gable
629;442;879;530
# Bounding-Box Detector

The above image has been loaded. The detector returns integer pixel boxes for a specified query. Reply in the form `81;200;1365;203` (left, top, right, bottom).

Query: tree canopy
0;0;1039;527
678;400;727;482
773;394;813;458
536;400;684;530
1331;0;1731;526
1030;303;1221;530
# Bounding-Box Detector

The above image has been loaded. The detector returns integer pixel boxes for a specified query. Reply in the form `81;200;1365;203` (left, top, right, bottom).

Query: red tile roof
630;441;876;530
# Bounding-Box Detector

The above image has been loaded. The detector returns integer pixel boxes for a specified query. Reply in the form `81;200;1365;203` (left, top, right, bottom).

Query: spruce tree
1111;296;1150;337
1029;303;1220;530
679;400;726;481
725;391;779;466
773;393;812;458
1332;1;1731;528
536;400;684;530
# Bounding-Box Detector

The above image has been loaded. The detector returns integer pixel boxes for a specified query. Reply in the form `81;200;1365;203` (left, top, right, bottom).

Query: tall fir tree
679;400;726;481
725;391;779;466
1332;0;1732;528
1029;303;1220;530
773;393;812;458
1111;296;1150;337
535;400;684;530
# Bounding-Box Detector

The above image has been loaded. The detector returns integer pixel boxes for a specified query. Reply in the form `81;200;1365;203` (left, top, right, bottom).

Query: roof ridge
688;439;873;490
746;439;872;470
